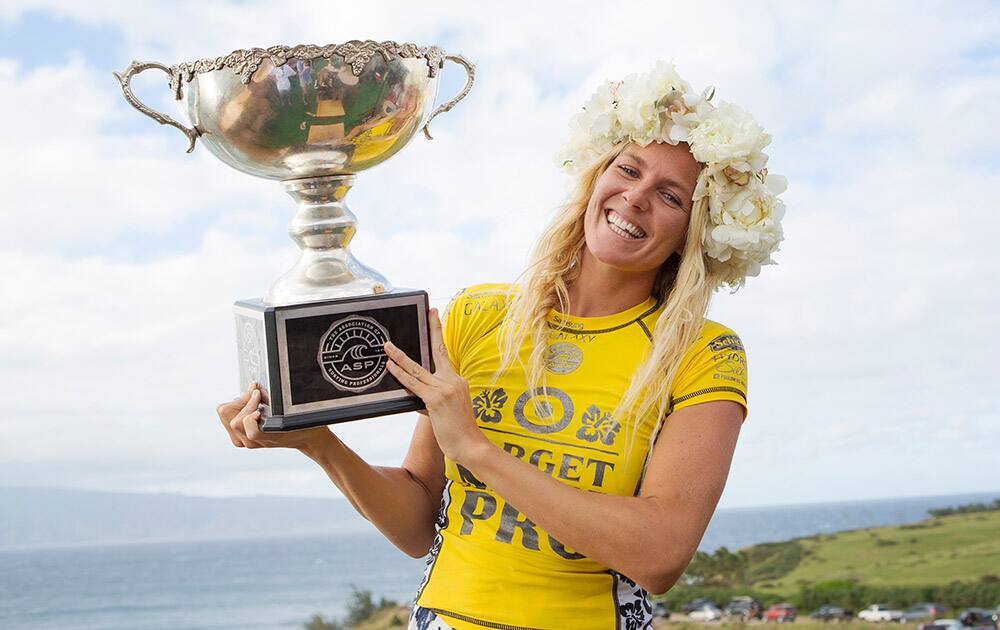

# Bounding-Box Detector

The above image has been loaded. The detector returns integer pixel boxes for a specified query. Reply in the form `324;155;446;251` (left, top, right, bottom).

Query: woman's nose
622;187;650;212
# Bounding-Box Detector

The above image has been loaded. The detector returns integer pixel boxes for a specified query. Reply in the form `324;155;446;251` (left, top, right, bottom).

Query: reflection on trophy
114;42;475;430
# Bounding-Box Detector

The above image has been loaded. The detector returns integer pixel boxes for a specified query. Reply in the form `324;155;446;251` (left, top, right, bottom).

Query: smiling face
582;141;702;278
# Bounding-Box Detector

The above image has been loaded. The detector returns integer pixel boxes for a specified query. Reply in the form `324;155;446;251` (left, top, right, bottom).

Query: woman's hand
384;308;490;465
216;384;332;452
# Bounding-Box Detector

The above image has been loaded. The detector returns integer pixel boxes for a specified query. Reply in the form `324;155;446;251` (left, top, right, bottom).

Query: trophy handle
422;54;476;141
113;61;201;153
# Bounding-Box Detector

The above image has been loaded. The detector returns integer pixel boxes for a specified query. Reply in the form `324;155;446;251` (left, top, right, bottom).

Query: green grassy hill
758;510;1000;591
662;507;1000;610
313;509;1000;628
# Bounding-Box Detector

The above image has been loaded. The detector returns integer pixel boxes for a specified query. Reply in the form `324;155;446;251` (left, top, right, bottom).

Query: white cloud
1;1;998;506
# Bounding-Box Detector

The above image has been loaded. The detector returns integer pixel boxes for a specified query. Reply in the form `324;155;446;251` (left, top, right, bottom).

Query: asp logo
317;315;391;392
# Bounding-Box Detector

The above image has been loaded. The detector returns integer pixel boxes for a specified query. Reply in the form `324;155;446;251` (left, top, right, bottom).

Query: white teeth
608;223;635;239
605;210;646;239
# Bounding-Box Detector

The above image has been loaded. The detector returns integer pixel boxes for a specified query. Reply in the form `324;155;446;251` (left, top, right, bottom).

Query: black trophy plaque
233;289;432;431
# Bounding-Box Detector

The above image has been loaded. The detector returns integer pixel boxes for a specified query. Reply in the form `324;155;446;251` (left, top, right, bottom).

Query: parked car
725;596;764;620
858;604;905;622
918;619;965;630
811;604;853;622
959;608;998;630
652;602;671;619
689;604;724;622
765;603;797;623
683;598;718;613
904;603;950;622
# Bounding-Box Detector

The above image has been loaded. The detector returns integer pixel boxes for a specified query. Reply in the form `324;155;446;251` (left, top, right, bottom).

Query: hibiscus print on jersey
576;404;621;445
472;388;508;423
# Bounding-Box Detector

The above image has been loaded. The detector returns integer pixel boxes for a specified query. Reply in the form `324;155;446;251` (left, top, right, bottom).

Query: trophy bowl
115;42;475;430
115;41;474;304
115;41;473;178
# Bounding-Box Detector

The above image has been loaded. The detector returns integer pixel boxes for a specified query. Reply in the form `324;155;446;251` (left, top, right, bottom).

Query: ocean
2;490;997;630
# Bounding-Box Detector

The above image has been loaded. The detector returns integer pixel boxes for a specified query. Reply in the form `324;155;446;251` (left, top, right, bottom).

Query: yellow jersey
413;283;748;630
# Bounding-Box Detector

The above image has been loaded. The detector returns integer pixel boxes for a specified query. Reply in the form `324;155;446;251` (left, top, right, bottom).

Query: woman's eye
660;191;681;205
617;164;638;177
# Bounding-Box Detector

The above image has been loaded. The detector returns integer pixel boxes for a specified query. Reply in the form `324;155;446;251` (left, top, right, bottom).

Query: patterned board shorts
408;606;456;630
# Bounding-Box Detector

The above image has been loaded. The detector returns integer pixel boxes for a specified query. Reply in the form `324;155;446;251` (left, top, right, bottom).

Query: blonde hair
494;141;722;464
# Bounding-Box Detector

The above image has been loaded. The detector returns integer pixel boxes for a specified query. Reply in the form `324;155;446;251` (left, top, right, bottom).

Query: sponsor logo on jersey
513;387;574;434
545;342;583;374
708;333;744;352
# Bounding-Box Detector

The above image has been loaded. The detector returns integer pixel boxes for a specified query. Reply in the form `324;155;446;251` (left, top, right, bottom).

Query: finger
240;388;261;415
242;410;263;445
428;308;454;374
217;389;252;419
229;391;259;447
218;392;251;447
229;416;249;447
387;360;432;398
383;341;437;386
219;414;244;447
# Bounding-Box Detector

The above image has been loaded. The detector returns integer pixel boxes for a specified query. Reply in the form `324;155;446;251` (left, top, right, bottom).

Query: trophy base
233;289;432;432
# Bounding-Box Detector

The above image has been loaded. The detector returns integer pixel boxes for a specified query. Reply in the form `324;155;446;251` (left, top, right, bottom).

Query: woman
217;61;786;630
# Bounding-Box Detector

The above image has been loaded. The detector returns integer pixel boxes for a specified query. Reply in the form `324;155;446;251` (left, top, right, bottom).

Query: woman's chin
587;251;659;276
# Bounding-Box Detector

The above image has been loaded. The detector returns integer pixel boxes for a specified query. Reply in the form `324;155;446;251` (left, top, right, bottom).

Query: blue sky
0;10;122;71
0;0;998;509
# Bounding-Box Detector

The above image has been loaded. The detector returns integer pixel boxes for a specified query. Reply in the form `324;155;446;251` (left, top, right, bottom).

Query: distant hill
675;506;1000;594
0;486;370;549
759;509;1000;590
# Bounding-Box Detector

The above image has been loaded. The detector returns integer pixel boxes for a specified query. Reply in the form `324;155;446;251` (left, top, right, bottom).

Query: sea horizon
3;488;998;629
2;486;997;553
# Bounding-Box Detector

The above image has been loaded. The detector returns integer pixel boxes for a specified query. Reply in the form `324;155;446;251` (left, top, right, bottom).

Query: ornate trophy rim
168;40;448;99
113;40;477;303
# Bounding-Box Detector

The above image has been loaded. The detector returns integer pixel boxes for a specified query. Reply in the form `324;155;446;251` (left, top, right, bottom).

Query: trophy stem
264;175;391;306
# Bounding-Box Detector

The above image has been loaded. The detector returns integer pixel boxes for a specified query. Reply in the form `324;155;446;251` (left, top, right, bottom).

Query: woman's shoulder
441;282;515;343
697;318;745;352
446;282;516;304
675;318;746;366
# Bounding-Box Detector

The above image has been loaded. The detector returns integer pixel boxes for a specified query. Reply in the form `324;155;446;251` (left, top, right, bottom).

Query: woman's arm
298;417;446;558
384;308;743;592
220;391;445;558
461;400;742;593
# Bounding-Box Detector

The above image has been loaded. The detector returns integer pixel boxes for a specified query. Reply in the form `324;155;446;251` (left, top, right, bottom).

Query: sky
0;0;997;509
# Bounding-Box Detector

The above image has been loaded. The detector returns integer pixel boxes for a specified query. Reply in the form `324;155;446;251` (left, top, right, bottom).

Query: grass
347;609;906;630
313;509;1000;628
757;511;1000;592
352;605;408;629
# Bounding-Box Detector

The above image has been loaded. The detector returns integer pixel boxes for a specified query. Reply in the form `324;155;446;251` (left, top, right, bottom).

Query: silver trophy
115;41;475;430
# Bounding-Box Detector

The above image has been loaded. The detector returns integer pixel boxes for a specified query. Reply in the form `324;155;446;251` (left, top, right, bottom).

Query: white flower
557;62;788;290
703;175;785;268
688;102;771;174
616;62;697;148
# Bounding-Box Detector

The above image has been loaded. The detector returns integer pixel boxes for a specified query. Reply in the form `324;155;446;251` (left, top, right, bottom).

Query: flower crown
557;61;787;291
